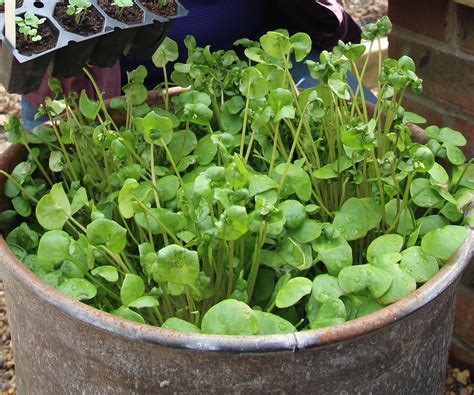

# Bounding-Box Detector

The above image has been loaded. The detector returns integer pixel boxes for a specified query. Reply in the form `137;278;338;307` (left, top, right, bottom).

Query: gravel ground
0;2;471;392
339;0;388;25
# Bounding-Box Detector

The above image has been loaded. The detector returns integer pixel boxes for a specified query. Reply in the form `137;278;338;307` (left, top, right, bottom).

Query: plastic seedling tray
0;0;187;94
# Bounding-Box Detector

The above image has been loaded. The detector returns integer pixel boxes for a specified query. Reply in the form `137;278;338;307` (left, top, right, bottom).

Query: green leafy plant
2;17;473;335
15;11;46;42
66;0;92;25
112;0;133;19
0;1;5;6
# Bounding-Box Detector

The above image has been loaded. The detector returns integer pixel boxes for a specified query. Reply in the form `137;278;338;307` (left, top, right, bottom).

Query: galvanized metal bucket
1;116;473;394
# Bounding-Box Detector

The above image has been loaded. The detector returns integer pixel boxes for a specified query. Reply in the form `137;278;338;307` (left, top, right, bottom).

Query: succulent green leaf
111;306;145;324
400;246;439;283
333;198;368;240
366;234;404;264
201;299;260;335
275;277;312;308
313;235;353;276
310;298;346;329
121;274;145;306
91;265;119;282
152;37;179;68
154;244;199;285
58;278;97;301
377;264;416;305
36;183;71;231
254;310;297;335
86;219;127;253
312;274;344;303
421;225;468;261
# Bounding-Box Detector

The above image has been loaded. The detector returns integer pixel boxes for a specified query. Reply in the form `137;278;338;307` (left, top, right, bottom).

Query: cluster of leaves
2;17;473;336
15;12;46;43
67;0;92;26
112;0;133;19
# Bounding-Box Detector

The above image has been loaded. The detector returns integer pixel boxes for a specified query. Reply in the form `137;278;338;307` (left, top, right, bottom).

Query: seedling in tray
67;0;93;25
113;0;133;19
15;12;46;43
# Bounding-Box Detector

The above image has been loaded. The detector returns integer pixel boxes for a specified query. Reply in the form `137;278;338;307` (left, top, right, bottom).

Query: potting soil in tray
14;17;59;57
54;3;105;37
0;0;187;93
139;0;178;16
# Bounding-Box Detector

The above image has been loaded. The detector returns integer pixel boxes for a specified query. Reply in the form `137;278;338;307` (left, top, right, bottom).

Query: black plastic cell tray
0;0;187;91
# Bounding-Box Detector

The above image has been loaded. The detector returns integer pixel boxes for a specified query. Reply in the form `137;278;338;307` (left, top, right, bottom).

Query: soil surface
15;19;59;57
139;0;177;17
98;0;144;25
338;0;388;25
0;0;23;13
54;3;105;36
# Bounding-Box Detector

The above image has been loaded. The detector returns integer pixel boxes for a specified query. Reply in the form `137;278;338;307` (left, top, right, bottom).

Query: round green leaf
367;234;404;264
338;266;368;295
366;265;393;298
36;183;72;231
412;146;434;173
58;278;97;301
290;32;312;61
141;111;174;146
86;219;127;253
121;274;145;306
275;277;312;308
410;178;444;208
310;298;346;329
154;244;199;285
313;235;353;276
38;230;71;272
275;163;311;201
162;318;201;333
312;274;343;303
111;306;145;324
254;310;296;335
424;126;466;146
201;299;260;335
260;31;290;58
421;225;468;261
333;198;368;240
128;296;159;309
216;206;248;241
377;265;416;305
152;37;179;68
400;246;439;283
91;265;119;282
277;200;306;230
118;179;139;219
288;219;322;244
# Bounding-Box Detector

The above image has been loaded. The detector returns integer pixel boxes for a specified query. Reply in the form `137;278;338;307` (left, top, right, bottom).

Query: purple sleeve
316;0;362;44
26;63;121;108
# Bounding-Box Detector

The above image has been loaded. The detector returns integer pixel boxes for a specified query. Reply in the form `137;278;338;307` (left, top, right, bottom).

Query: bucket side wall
2;261;457;394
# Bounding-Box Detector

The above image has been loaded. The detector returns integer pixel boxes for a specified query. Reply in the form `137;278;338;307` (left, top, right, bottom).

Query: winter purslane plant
112;0;133;19
67;0;92;26
15;12;46;42
2;17;473;335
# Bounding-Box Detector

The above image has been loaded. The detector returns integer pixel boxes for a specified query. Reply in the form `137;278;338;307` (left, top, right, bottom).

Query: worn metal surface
1;138;474;394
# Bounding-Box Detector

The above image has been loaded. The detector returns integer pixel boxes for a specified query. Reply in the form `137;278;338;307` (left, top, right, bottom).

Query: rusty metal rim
0;143;473;353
